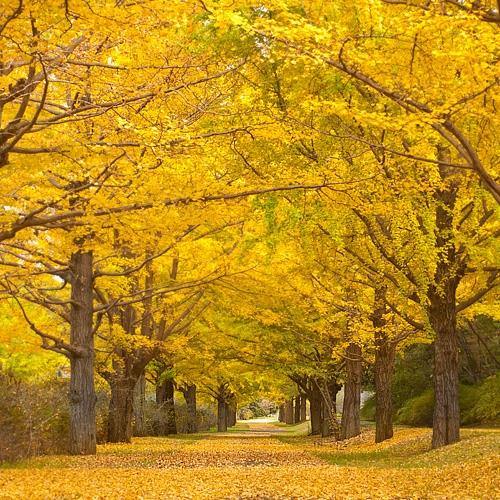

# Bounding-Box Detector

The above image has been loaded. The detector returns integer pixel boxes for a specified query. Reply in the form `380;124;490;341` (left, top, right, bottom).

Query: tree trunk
227;404;237;427
181;384;198;433
68;251;96;455
294;396;301;424
156;380;165;404
327;379;341;414
374;340;396;443
217;398;227;432
300;394;307;422
341;343;362;440
373;286;396;443
155;380;166;435
321;403;330;437
430;286;460;448
284;399;294;424
322;379;342;439
429;156;461;449
309;383;322;435
133;374;146;436
108;377;135;443
155;378;177;435
278;404;284;422
164;379;177;435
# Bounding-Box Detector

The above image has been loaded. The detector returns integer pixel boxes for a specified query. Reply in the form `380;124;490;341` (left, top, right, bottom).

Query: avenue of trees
0;0;498;459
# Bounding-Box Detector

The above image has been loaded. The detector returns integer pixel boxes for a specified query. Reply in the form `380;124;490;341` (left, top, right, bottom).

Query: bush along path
0;422;498;499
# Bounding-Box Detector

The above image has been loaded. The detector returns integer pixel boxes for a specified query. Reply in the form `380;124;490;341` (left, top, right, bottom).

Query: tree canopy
0;0;498;457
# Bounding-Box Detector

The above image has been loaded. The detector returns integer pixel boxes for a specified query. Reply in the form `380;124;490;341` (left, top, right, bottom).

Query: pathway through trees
0;423;498;499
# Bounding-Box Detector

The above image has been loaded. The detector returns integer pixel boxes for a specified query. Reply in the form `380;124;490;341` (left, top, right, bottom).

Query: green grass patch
0;455;77;470
225;422;251;432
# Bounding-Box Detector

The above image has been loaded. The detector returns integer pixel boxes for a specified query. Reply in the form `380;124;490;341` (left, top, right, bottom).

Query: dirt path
217;419;293;437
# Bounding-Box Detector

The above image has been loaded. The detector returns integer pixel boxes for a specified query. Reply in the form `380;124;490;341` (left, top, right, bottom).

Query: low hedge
360;373;500;427
396;374;500;426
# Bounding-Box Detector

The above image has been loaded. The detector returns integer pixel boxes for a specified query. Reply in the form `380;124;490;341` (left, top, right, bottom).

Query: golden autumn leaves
1;424;498;499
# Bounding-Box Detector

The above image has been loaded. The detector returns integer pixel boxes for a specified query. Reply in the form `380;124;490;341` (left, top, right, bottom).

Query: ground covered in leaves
0;421;498;499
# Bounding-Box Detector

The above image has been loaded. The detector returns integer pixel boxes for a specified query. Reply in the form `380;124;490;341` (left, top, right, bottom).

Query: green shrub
396;389;434;426
462;374;500;425
392;344;433;410
360;396;376;421
396;374;500;427
458;383;479;422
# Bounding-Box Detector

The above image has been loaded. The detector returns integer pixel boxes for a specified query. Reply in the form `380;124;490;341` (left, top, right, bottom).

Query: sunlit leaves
0;427;498;498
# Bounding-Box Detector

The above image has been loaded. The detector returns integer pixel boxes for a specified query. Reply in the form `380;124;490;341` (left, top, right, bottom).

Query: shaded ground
0;421;498;499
